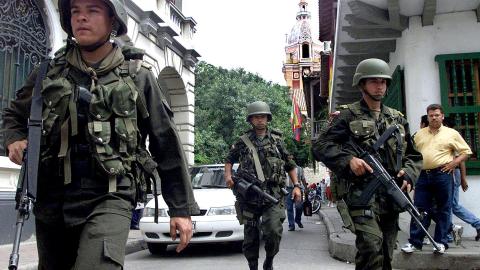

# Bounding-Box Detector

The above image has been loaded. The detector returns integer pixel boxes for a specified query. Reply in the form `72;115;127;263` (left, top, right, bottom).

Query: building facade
319;0;480;237
283;0;329;139
0;0;199;244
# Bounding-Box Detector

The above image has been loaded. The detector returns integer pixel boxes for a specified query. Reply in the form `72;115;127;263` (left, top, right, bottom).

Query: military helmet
246;101;272;122
58;0;128;37
352;58;392;87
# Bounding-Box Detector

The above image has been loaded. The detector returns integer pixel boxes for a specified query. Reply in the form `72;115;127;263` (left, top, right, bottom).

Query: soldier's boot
263;256;274;270
248;260;258;270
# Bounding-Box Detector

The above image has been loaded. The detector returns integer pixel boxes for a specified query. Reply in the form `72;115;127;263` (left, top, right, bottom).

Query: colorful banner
290;96;302;141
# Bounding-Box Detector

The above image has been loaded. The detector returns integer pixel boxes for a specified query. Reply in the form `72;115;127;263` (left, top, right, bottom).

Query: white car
140;164;243;254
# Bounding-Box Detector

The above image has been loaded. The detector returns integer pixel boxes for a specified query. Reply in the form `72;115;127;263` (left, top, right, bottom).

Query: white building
0;0;199;244
326;0;480;237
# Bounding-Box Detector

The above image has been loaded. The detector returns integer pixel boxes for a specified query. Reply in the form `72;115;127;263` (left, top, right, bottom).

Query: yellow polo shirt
414;125;472;170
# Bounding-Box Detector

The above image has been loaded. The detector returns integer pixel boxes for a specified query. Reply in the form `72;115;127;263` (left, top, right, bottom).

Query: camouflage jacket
3;45;199;225
313;100;422;213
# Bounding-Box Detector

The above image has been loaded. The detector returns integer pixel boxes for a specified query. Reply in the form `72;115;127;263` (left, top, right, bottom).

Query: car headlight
143;207;168;217
207;206;236;216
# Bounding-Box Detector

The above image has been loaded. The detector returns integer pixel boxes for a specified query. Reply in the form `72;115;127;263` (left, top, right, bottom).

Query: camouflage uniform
226;128;295;268
3;39;199;270
313;100;422;270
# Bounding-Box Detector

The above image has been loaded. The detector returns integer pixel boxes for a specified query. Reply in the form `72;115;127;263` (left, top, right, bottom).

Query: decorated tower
283;0;324;140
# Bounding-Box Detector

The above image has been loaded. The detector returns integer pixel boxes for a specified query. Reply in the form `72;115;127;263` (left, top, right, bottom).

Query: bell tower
283;0;324;117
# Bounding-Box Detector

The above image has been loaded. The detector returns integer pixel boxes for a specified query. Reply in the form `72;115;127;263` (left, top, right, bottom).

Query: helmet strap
79;35;111;52
361;88;383;102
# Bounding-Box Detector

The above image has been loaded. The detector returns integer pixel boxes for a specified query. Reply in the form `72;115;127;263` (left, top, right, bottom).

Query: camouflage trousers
240;202;286;262
36;198;132;270
352;211;399;270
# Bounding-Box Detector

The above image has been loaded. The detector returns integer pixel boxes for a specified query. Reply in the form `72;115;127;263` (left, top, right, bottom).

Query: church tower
283;0;324;118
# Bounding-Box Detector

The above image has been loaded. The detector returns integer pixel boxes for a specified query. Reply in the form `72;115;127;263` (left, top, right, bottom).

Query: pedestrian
285;156;308;231
442;117;480;244
224;101;301;270
319;179;327;203
401;104;472;254
313;58;422;270
3;0;199;269
325;172;334;207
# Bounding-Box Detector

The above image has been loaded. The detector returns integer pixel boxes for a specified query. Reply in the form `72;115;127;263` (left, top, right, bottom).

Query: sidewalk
319;206;480;270
0;230;146;270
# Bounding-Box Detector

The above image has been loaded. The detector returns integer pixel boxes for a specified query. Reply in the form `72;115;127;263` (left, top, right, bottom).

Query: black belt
422;167;443;174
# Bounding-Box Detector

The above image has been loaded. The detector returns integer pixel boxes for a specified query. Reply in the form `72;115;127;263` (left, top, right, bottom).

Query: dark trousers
242;203;286;262
408;169;453;248
353;212;399;270
285;187;302;228
36;199;132;270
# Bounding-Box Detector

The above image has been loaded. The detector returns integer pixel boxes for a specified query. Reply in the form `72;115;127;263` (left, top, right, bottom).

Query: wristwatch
293;183;301;188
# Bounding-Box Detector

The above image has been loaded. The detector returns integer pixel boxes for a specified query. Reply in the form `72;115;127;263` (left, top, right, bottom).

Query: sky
182;0;319;86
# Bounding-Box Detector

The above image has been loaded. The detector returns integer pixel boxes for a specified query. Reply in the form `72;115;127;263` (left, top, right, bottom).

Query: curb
318;209;356;263
319;208;480;270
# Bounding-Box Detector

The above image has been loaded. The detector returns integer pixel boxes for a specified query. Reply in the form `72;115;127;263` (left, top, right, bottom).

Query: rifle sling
27;60;50;199
240;134;265;182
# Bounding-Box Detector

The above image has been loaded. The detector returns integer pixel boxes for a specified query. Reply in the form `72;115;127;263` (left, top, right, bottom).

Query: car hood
145;188;236;209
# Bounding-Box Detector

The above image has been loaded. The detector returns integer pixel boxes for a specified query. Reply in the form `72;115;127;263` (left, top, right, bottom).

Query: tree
194;62;310;165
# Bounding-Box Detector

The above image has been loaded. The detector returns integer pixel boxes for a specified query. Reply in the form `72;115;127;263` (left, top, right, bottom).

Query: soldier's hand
349;157;373;176
170;216;193;253
292;187;302;202
7;139;28;165
225;175;234;189
397;170;412;193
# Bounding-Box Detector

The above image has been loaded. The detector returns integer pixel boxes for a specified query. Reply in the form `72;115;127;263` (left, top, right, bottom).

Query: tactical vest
40;46;151;198
332;102;406;200
239;130;286;187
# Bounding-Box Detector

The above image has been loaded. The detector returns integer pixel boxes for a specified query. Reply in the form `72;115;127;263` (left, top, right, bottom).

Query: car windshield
191;167;227;189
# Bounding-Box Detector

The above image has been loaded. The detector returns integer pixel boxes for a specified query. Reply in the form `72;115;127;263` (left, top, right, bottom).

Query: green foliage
194;61;310;165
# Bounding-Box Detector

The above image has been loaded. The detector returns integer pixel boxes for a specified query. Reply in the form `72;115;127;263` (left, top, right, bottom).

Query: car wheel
147;243;168;255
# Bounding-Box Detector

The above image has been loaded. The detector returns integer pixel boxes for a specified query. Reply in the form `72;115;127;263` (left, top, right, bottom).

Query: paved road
125;213;354;270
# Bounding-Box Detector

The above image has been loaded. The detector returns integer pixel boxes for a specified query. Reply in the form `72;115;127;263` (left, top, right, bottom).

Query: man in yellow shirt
401;104;472;254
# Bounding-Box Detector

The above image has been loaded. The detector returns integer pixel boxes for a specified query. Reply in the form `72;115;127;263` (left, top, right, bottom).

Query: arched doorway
157;67;194;165
0;0;50;155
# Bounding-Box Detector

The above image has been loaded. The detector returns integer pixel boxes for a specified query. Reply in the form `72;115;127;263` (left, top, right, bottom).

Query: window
435;53;480;174
302;44;310;58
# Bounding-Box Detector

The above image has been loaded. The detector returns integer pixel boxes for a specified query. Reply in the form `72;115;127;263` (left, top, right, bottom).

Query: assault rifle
8;60;49;269
232;169;286;204
348;125;441;252
9;153;32;270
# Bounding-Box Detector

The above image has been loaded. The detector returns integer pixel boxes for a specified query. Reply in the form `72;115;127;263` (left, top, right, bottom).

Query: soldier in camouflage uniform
3;0;199;269
312;59;422;270
225;101;301;270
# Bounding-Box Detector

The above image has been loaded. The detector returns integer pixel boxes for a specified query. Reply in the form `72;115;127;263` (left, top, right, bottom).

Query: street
125;213;354;270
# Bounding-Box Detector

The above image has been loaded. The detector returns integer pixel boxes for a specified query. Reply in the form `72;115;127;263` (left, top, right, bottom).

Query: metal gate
0;0;50;155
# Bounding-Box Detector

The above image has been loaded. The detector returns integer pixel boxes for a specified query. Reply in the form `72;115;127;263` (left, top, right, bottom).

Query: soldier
224;101;301;270
312;58;422;270
3;0;199;269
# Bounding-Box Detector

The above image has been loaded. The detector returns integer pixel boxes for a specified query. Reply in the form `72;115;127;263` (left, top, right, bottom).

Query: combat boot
263;256;274;270
248;260;258;270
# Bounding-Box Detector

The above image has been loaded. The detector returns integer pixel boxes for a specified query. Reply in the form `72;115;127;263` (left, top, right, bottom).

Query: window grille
435;53;480;174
